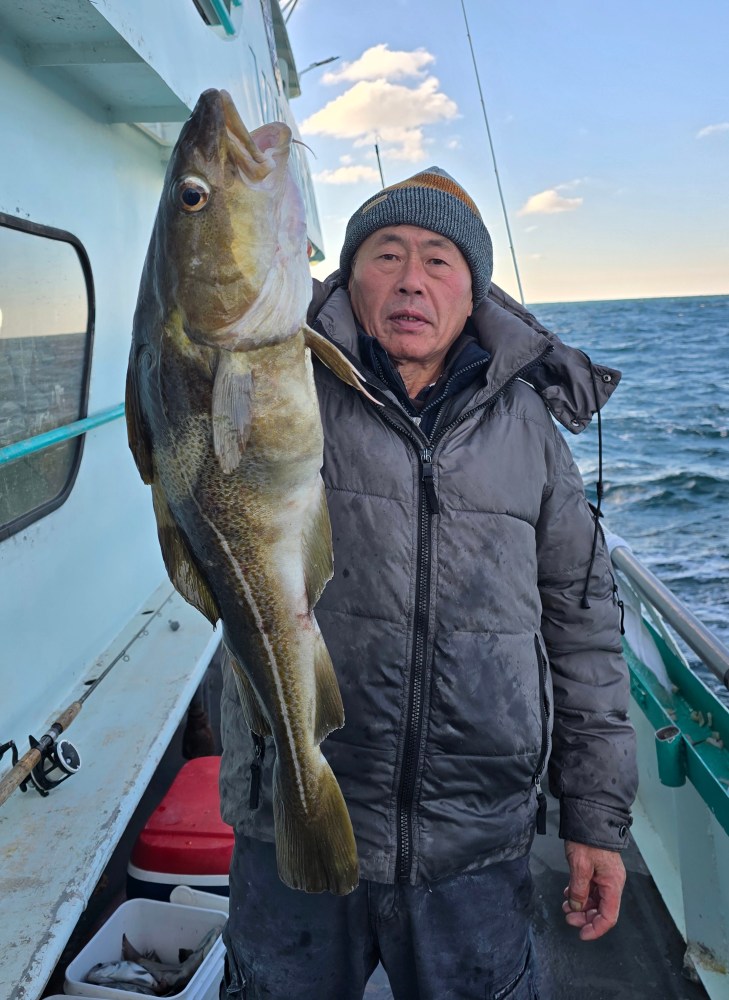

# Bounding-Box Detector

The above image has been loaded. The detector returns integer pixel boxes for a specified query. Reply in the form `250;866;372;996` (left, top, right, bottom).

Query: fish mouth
185;89;292;183
219;90;269;180
220;89;291;181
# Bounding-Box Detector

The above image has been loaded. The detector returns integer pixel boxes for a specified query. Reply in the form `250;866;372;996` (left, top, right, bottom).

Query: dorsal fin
125;347;154;484
221;642;272;737
151;482;220;625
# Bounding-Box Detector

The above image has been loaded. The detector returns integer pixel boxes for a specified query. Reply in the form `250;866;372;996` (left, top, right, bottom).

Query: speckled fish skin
126;89;361;894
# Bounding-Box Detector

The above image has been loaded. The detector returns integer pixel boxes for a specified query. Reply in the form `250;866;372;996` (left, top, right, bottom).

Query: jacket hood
307;272;621;434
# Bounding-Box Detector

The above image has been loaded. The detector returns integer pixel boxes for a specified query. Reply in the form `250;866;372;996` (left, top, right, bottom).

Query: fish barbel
126;89;371;894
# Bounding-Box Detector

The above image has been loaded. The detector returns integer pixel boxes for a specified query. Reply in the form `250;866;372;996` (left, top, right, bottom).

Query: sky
284;0;729;304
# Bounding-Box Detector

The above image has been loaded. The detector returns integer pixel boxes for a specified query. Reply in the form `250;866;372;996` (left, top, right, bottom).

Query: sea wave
539;294;729;654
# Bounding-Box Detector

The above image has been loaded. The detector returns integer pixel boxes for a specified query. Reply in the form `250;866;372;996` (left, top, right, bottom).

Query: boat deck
365;792;710;999
41;657;709;1000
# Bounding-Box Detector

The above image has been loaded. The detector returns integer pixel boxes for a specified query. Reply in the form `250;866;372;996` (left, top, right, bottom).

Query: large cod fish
126;89;370;894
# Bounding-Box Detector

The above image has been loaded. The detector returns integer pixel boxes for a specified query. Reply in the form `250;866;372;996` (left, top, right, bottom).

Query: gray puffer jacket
219;278;638;886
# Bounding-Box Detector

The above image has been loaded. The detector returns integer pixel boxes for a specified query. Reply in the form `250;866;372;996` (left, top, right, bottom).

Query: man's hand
562;841;626;941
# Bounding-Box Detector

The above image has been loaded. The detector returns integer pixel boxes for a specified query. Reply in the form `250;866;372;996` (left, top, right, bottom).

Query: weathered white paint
0;584;219;1000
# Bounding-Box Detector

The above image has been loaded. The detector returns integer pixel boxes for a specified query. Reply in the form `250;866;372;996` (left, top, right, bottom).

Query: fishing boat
0;2;727;999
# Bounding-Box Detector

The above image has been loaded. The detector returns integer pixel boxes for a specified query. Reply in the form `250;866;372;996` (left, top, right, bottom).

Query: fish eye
176;176;210;212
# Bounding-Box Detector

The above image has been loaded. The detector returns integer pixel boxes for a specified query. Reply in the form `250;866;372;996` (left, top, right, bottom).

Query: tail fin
273;758;359;895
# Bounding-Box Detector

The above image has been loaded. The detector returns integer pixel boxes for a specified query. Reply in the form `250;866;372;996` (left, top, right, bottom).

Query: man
219;168;637;1000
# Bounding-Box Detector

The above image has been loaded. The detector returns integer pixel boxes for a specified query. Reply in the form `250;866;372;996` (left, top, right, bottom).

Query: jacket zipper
395;442;434;880
373;405;436;881
532;635;551;835
429;347;553;450
385;345;556;881
419;358;489;425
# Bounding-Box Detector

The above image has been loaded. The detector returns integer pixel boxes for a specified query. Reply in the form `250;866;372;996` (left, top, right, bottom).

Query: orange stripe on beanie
340;167;493;306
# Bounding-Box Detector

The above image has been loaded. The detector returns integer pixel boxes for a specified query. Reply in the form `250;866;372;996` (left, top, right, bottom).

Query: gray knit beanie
339;166;493;307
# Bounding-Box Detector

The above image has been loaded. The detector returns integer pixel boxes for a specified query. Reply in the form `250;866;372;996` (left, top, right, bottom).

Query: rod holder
655;725;686;787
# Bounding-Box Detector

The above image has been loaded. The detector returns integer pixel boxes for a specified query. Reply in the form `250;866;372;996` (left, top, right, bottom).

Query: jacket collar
308;273;621;434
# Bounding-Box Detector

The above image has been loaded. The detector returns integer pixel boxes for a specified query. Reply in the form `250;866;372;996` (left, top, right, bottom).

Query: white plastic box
64;898;226;1000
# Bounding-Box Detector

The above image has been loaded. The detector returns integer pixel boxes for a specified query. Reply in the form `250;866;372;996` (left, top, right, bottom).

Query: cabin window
0;216;94;541
192;0;242;35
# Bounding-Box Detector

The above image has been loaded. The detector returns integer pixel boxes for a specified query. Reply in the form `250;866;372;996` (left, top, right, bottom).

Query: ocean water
534;294;729;658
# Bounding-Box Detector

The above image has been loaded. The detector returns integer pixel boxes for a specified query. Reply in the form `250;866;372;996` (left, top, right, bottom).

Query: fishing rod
0;594;174;807
374;134;386;189
459;0;526;307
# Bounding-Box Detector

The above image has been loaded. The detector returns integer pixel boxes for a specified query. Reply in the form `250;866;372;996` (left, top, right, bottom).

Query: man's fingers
563;842;627;941
587;882;622;940
579;908;617;941
566;869;593;911
562;894;598;915
565;884;622;940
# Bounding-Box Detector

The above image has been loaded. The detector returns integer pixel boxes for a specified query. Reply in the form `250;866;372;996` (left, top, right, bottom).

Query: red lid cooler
127;756;233;901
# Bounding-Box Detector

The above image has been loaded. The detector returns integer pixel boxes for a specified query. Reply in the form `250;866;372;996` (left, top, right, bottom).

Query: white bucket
170;885;229;914
64;898;225;1000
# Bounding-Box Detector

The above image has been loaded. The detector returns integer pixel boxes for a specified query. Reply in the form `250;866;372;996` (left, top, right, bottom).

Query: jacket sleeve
536;424;638;851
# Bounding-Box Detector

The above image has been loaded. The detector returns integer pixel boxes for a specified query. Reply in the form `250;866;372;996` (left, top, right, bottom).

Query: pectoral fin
151;482;220;625
212;352;254;473
304;325;382;406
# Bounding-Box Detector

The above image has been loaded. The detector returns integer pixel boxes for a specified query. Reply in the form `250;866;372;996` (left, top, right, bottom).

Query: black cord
580;359;604;609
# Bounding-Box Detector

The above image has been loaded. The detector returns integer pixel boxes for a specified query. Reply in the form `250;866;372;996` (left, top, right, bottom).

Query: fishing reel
26;734;81;795
0;730;82;798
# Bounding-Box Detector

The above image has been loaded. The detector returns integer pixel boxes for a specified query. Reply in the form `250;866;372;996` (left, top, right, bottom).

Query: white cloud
446;137;461;150
301;75;458;162
339;154;353;165
313;165;382;185
322;44;434;84
696;122;729;139
518;189;583;216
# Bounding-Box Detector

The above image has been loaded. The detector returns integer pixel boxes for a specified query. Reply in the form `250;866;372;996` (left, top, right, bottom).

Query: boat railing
606;529;729;691
604;527;729;998
0;403;125;467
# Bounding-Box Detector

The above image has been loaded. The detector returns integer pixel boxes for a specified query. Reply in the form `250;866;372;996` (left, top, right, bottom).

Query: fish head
152;89;309;347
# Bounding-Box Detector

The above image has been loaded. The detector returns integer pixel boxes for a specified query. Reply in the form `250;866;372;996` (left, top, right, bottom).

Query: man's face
348;225;473;369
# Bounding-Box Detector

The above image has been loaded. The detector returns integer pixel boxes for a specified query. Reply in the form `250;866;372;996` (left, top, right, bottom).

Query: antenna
283;0;300;24
374;134;386;189
459;0;526;306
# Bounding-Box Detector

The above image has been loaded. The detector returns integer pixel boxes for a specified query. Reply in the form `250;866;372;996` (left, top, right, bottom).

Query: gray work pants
221;834;543;1000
